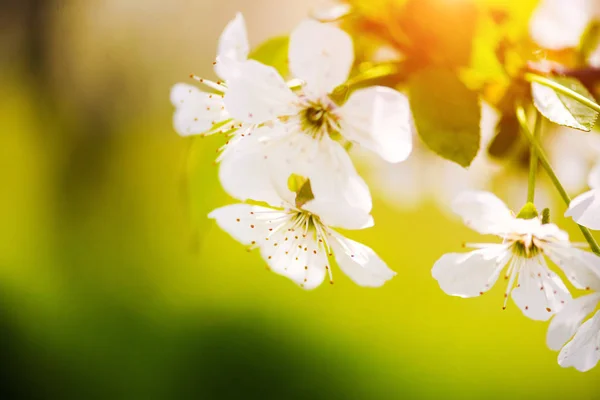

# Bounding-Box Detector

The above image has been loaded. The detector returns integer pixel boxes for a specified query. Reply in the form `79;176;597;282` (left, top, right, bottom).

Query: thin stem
516;105;600;255
331;62;403;104
345;62;402;88
527;113;541;203
524;72;600;113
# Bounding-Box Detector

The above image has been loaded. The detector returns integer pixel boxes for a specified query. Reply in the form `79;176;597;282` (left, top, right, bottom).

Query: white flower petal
339;86;412;163
565;190;600;230
451;191;513;235
302;198;373;231
218;128;292;207
511;259;571;321
545;246;600;291
289;19;353;96
260;228;327;290
531;222;569;242
547;293;600;351
208;204;285;246
480;102;500;146
431;248;507;298
330;234;395;287
224;60;298;123
308;138;372;215
215;13;249;81
558;310;600;372
268;132;373;215
529;0;594;50
170;83;227;136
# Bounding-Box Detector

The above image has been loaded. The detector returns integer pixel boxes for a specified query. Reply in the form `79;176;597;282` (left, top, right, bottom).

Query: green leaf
249;36;289;78
531;77;599;132
409;68;481;167
487;114;520;158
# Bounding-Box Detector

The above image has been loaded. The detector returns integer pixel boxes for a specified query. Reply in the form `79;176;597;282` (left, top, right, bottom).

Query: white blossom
566;162;600;230
432;191;600;321
208;183;395;289
170;13;249;137
548;290;600;372
221;19;413;213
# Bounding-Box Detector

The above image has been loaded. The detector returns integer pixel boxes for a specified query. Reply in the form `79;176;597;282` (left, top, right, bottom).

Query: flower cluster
172;14;411;289
171;1;600;374
433;190;600;371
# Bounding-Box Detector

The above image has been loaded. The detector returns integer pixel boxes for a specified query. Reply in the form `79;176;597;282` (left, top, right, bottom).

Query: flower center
290;209;323;236
300;99;338;139
510;235;541;258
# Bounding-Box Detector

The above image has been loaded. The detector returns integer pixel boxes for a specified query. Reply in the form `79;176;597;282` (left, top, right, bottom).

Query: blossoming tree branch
170;0;600;373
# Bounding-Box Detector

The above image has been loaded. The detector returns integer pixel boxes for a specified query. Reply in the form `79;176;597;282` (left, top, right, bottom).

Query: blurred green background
1;0;599;399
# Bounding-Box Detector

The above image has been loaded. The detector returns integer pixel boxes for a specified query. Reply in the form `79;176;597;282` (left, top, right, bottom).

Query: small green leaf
409;68;481;167
531;77;599;132
249;36;289;78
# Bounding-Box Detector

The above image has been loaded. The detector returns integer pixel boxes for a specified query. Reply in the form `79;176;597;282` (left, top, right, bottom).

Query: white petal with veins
170;83;227;136
330;234;395;287
511;258;571;321
339;86;412;163
215;13;250;81
452;191;513;235
558;310;600;372
224;60;298;123
289;19;354;96
547;293;600;350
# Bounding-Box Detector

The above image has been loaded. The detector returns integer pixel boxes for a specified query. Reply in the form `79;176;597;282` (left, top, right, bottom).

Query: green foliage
249;36;290;78
531;77;599;132
488;114;520;158
409;68;481;167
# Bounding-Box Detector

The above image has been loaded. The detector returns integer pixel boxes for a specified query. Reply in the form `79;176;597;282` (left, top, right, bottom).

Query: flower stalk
527;112;541;203
516;105;600;255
